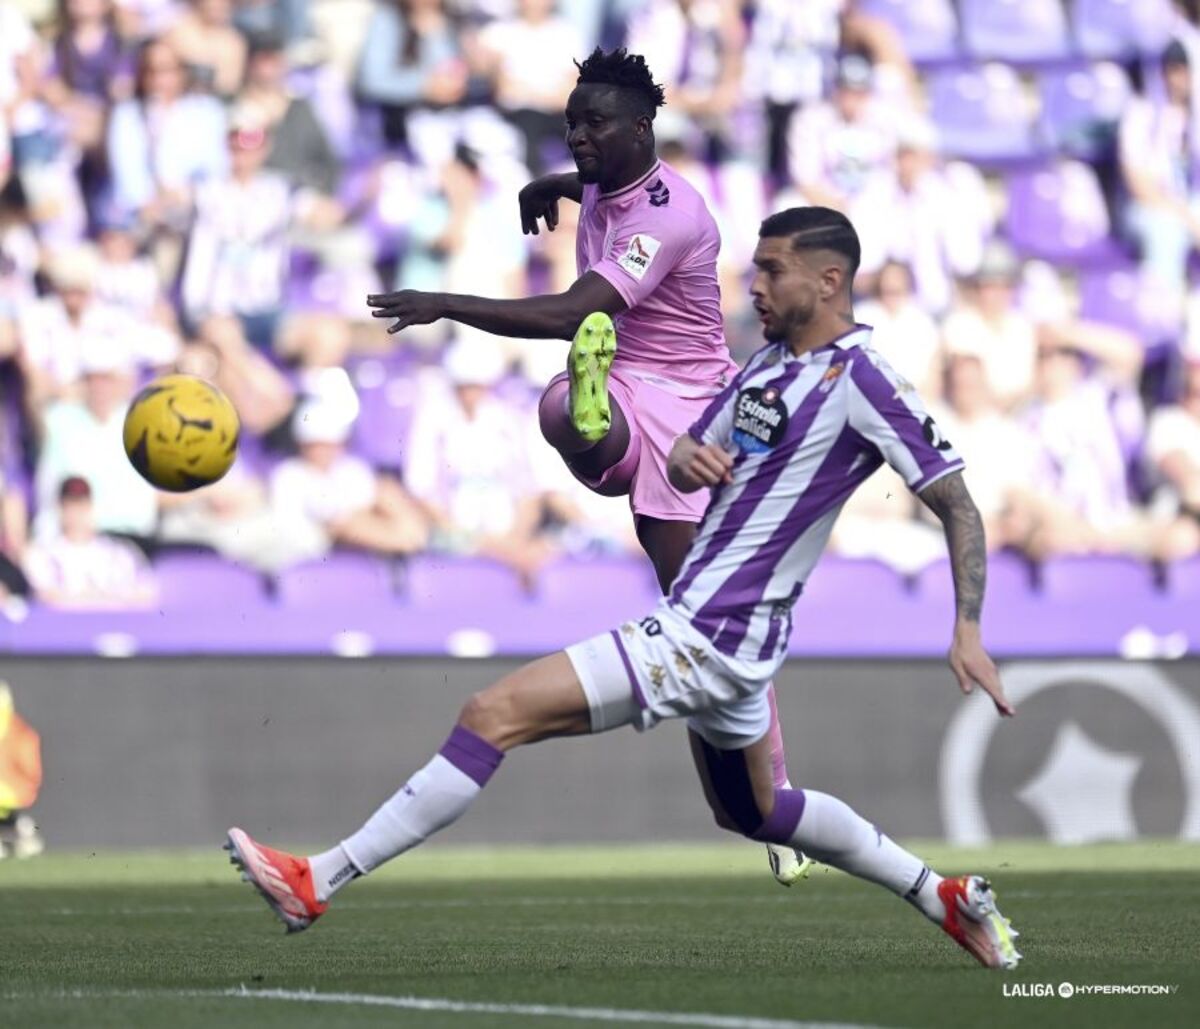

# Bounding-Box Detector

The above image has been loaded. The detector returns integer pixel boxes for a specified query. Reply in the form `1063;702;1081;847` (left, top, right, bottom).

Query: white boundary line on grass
4;987;889;1029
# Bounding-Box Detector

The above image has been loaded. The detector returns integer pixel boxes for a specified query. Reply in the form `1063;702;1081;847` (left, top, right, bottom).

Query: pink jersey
577;160;737;393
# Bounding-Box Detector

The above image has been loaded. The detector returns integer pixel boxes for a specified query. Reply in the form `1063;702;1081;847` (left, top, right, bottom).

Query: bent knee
458;688;513;740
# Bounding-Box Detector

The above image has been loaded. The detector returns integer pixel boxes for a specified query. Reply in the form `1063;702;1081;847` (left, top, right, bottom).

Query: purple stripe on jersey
696;426;877;655
689;374;741;442
610;630;647;710
670;360;818;606
850;356;952;485
757;582;801;661
439;725;504;787
751;787;807;844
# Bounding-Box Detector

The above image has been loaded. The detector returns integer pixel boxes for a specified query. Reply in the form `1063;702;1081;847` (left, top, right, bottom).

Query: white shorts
564;605;773;750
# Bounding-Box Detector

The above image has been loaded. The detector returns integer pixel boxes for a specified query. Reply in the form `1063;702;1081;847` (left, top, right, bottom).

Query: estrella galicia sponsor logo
922;415;953;451
732;385;789;453
646;177;670;207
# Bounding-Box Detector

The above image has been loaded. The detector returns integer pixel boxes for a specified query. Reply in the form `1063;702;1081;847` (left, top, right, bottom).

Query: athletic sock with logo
758;788;945;922
311;726;504;901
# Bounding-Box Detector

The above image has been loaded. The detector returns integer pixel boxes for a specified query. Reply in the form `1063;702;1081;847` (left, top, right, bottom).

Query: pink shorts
545;367;714;523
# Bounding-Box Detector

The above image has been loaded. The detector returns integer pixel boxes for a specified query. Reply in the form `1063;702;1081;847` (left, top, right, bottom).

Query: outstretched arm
366;270;626;340
918;471;1015;717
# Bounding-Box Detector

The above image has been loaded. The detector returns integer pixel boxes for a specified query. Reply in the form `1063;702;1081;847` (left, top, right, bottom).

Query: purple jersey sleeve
847;348;965;491
589;208;696;310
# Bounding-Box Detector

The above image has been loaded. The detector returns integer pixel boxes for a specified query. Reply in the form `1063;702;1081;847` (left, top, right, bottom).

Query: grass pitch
2;841;1197;1028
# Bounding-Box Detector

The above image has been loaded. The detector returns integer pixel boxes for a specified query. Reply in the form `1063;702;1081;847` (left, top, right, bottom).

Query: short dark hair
574;47;666;120
759;207;861;279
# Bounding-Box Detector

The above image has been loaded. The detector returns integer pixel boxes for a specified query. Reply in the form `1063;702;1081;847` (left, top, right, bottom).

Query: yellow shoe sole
568;312;617;443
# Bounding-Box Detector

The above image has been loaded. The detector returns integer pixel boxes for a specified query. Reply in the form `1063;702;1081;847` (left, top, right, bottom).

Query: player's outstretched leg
568;311;617;442
226;653;592;933
762;686;814;887
695;732;1021;969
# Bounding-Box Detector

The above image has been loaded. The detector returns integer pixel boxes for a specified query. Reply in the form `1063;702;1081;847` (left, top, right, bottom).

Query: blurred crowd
0;0;1199;613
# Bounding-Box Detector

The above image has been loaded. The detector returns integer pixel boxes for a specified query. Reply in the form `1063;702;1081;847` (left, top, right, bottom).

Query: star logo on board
1016;721;1141;844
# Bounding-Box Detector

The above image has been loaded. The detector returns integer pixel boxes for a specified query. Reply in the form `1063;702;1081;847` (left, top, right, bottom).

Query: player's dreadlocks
574;47;666;119
759;207;862;280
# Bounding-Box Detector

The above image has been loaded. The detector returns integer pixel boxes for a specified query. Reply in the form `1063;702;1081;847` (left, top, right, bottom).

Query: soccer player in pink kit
228;207;1023;971
367;48;807;884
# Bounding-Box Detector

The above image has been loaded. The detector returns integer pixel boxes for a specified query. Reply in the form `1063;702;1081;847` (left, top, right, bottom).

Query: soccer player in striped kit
232;207;1023;970
367;47;808;884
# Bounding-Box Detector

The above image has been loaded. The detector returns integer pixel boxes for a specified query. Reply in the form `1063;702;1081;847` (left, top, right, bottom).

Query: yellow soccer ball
123;374;239;492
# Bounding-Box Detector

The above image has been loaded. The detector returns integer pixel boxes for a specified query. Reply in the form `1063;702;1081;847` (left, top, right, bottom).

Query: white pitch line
1;988;888;1029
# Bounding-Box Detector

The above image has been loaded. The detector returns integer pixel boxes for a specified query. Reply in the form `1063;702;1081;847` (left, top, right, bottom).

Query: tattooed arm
918;471;1015;716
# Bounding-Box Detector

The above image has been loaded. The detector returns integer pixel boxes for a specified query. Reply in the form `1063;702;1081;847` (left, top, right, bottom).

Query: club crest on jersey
819;363;846;393
617;234;661;280
646;177;670;207
732;385;790;454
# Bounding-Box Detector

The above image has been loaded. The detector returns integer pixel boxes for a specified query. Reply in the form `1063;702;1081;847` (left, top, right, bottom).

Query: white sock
339;755;485;874
789;790;945;922
311;726;504;901
309;844;357;903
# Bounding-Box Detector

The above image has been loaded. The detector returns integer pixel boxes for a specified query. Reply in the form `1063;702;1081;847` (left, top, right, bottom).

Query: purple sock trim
751;788;806;844
440;725;505;787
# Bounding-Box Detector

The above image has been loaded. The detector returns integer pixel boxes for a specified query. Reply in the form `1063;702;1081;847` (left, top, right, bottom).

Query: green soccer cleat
568;311;617;442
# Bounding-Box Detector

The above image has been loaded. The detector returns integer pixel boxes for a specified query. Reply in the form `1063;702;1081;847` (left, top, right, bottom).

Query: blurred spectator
17;243;179;407
927;353;1038;550
0;469;30;605
165;0;249;99
179;102;344;348
92;208;169;323
625;0;745;160
233;0;314;49
406;337;553;580
475;0;582;173
175;315;294;435
23;474;157;607
830;464;945;573
1147;354;1200;525
1017;326;1199;560
856;260;940;397
357;0;470;155
42;0;135;151
238;29;340;195
1119;39;1200;290
106;37;228;227
852;117;991;314
32;345;159;539
784;54;895;213
0;681;43;860
0;180;38;319
269;398;428;561
940;242;1038;410
113;0;188;41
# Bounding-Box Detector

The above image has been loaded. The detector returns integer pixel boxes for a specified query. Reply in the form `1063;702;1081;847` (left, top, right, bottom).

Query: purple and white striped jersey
668;324;964;681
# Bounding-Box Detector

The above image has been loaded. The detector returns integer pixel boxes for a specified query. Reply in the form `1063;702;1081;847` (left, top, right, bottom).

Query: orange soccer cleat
224;827;327;933
937;874;1022;970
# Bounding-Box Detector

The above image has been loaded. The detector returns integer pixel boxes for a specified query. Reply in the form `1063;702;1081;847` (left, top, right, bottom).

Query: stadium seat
857;0;960;63
154;553;269;611
402;555;530;608
350;366;417;471
275;552;396;609
914;551;1034;604
1072;0;1175;60
1037;555;1159;603
1005;160;1125;266
960;0;1072;64
1078;265;1185;347
926;63;1041;163
800;557;909;604
1038;62;1131;160
1164;555;1200;599
537;556;662;609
